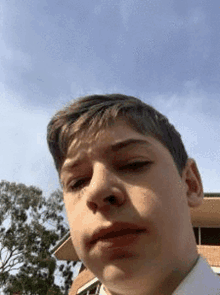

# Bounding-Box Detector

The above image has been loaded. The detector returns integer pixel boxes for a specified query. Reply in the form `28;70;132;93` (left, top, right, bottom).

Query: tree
0;180;78;295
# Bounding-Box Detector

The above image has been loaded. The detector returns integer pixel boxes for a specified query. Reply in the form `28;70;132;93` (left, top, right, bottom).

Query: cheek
67;216;88;261
128;185;162;222
64;199;83;242
64;192;85;221
146;165;185;205
129;173;186;225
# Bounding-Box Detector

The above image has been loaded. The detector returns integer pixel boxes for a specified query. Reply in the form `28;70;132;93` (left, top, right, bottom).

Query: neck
151;255;199;295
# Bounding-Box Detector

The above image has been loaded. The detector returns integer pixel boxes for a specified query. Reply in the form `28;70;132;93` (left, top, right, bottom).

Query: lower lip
95;231;145;249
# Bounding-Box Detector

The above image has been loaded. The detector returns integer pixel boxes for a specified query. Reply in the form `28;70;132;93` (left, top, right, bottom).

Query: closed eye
118;161;152;171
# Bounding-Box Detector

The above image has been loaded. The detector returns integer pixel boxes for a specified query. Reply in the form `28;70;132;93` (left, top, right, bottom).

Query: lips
89;222;147;245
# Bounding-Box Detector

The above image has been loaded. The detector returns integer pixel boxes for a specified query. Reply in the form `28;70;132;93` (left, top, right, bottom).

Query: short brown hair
47;94;188;174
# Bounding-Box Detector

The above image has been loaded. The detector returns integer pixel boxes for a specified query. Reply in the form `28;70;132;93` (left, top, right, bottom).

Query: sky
1;0;220;201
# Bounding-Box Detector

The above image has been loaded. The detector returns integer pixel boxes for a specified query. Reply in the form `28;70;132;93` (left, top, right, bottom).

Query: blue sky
1;0;220;199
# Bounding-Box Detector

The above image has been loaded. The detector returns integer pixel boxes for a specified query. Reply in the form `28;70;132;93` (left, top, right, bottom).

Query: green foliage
0;180;77;295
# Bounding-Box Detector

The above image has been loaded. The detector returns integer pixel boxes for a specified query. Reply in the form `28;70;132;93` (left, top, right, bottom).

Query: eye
119;161;151;171
68;178;90;192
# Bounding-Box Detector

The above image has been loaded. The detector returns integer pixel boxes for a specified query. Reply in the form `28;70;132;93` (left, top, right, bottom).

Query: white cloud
119;0;136;29
144;87;220;192
1;40;32;71
0;85;59;195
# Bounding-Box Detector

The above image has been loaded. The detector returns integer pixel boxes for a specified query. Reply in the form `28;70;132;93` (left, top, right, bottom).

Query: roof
51;231;70;254
190;197;220;227
198;245;220;267
204;193;220;198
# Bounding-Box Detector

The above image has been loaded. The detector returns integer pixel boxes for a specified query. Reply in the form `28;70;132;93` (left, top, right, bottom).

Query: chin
101;256;146;284
100;262;149;295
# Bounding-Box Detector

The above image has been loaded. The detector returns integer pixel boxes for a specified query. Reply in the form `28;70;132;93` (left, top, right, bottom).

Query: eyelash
68;178;90;192
118;161;151;171
67;161;151;192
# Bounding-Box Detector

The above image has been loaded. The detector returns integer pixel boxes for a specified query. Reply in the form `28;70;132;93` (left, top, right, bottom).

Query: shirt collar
173;256;220;295
99;284;108;295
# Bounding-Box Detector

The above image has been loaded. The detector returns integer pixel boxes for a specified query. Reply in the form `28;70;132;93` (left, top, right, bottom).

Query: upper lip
89;222;147;245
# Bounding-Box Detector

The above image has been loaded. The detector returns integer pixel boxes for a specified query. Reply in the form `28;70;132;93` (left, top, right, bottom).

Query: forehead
66;120;148;157
60;120;172;176
64;114;158;160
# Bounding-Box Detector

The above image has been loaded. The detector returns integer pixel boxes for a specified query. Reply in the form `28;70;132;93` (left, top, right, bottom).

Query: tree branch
1;247;23;272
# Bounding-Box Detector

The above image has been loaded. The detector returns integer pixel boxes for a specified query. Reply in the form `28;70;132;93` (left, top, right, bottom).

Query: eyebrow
61;159;82;174
110;138;151;152
61;138;151;174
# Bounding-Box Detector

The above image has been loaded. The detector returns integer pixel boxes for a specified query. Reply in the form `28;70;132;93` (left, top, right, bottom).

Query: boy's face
61;119;202;294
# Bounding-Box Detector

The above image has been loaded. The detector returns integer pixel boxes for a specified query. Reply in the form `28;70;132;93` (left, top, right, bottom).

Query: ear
182;158;204;208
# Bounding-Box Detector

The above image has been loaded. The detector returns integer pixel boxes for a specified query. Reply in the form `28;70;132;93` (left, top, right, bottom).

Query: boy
47;94;220;295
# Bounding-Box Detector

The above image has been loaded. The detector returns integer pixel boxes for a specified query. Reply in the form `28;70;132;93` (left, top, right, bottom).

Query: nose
86;162;126;212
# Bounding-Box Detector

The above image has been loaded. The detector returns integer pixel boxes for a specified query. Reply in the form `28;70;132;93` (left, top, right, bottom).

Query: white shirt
99;256;220;295
173;256;220;295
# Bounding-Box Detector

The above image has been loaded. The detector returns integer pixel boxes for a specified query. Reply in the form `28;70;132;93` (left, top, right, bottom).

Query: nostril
105;195;117;205
88;202;98;213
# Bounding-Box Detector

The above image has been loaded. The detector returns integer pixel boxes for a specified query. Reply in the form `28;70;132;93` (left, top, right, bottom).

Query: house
53;193;220;295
